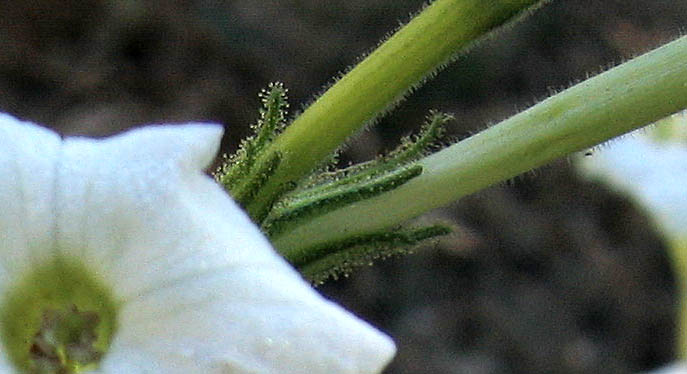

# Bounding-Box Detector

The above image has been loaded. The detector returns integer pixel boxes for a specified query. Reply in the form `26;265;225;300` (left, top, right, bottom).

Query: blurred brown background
1;1;686;373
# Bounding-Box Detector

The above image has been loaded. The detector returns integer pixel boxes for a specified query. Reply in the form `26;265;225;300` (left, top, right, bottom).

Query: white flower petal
107;268;394;373
0;114;61;283
0;114;62;374
56;123;224;294
55;124;395;373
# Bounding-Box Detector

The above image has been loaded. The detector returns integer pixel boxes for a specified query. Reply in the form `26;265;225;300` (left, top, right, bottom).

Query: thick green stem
245;0;548;218
273;34;687;253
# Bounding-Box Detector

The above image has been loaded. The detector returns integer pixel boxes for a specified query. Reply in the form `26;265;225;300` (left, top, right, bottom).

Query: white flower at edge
577;115;687;374
0;113;395;373
645;362;687;374
577;117;687;242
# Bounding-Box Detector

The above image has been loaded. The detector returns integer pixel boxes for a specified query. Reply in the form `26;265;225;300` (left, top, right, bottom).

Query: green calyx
298;225;452;285
215;83;454;283
0;258;119;373
214;0;552;283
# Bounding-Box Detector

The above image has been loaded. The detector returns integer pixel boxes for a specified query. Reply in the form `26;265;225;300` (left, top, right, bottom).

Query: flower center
0;258;119;373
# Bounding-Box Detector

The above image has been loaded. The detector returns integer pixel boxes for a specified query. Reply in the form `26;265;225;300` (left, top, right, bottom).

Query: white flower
0;113;395;373
644;362;687;374
577;117;687;242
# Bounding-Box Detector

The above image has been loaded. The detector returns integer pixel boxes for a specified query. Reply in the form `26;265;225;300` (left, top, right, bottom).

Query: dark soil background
1;1;685;373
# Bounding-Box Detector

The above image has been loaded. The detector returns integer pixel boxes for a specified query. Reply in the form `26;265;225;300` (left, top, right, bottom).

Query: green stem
244;0;548;218
667;239;687;359
273;34;687;253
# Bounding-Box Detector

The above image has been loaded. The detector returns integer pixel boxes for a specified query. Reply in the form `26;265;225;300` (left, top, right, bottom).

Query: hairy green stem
244;0;548;218
273;34;687;253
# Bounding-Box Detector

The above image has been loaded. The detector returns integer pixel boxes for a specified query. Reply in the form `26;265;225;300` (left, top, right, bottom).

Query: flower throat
0;258;119;373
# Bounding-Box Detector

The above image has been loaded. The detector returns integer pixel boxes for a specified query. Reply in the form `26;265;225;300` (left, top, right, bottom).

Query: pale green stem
667;239;687;359
245;0;548;218
273;34;687;254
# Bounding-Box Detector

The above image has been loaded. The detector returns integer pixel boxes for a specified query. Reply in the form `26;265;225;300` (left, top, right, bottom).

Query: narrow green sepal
230;151;282;209
296;224;451;285
214;82;289;200
263;164;423;238
300;110;452;195
252;82;289;151
386;110;453;164
249;180;298;227
214;145;250;192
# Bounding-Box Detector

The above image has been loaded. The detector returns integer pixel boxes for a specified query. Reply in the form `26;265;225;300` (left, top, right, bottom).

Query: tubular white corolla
0;113;395;373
